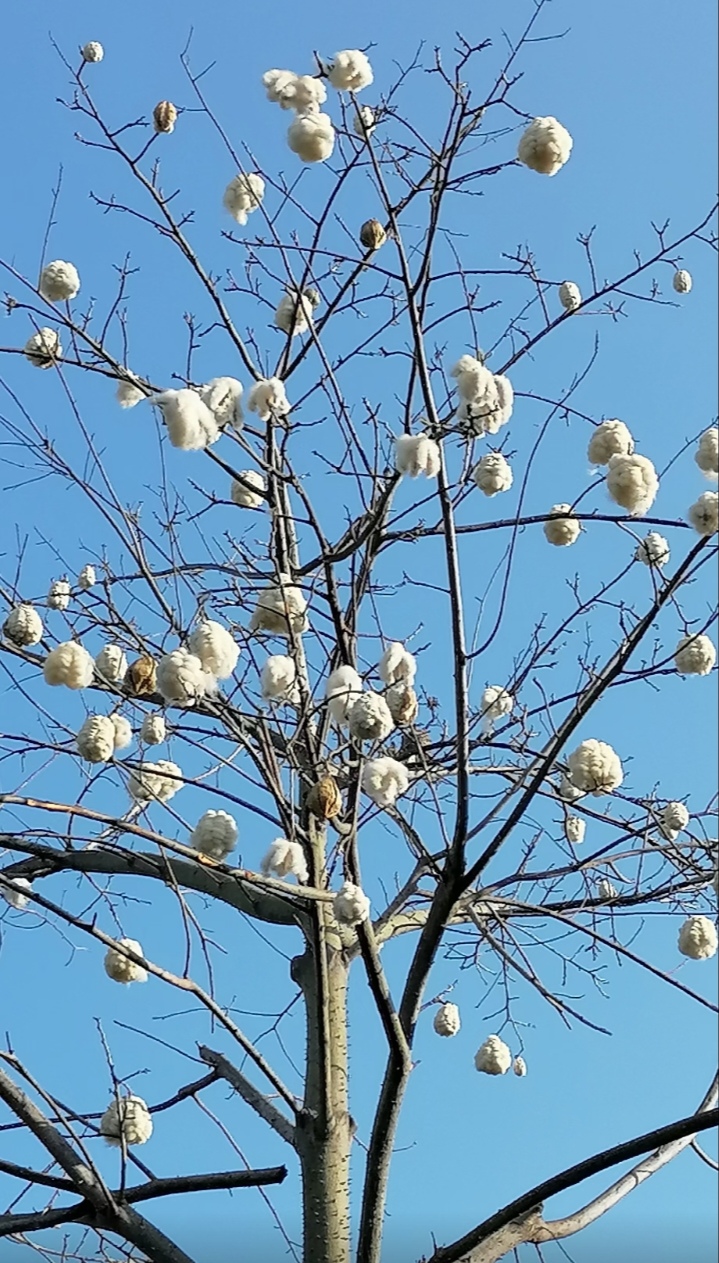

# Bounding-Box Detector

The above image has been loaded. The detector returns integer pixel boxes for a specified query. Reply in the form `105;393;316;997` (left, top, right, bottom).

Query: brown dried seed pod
153;100;178;134
359;218;387;251
386;683;418;726
126;655;157;697
307;776;342;821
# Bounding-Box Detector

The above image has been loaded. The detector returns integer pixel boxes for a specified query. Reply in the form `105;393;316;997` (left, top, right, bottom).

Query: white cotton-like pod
348;692;394;743
353;105;376;136
287;112;335;163
39;260;81;303
261;837;308;883
361;756;410;808
110;714;132;751
250;577;307;636
82;41;104;62
452;358;515;437
395;434;441;479
472;452;513;497
451;354;495;402
128;760;183;804
480;685;514;736
333;881;370;926
247;376;290;422
43;641;95;689
95;644;128;685
672;269;692;294
543;504;581;547
76;715;116;763
565;815;586;844
141;713;166;745
475;1035;512;1076
587;420;634;466
606;453;659;517
674;634;716;677
188;620;239;680
385;682;418;725
659;801;690;841
274;289;316;337
191;810;238;861
104;938;147;985
433;1002;461;1038
261;654;298;704
101;1096;153;1147
678;915;717;960
1;877;33;911
517;116;573;175
326;665;363;725
150;389;220;451
379;643;417;686
559;281;581;312
3;603;44;647
635;532;670;567
327;50;374;93
223;172;265;226
597;878;617;901
47;579;71;611
231;470;265;508
567;739;623;796
262;69;327;112
558;774;584;802
24;327;62;368
688;491;718;536
513;1056;528;1077
115;376;146;408
695;428;719;480
78;564;96;590
157;649;212;705
199;377;243;430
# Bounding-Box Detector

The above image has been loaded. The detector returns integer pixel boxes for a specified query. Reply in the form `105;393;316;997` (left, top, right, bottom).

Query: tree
0;8;717;1262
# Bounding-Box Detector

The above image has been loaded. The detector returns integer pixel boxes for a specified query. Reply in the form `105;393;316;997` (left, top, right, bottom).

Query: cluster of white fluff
635;532;670;568
43;641;94;689
191;810;238;861
353;105;376;137
104;938;147;985
157;648;214;705
78;564;96;590
678;915;717;960
567;739;623;796
111;715;132;750
348;692;394;743
47;579;71;612
261;837;308;883
597;878;617;901
39;260;80;303
128;760;183;804
3;604;44;647
361;757;409;808
95;644;128;684
472;452;513;497
379;643;416;686
559;281;581;312
251;576;307;636
433;1002;461;1038
262;68;336;163
223;172;265;225
116;375;146;409
587;420;634;466
451;356;514;437
189;620;239;679
688;491;718;536
326;50;373;93
101;1096;153;1147
326;665;363;724
475;1034;512;1075
674;633;716;677
150;389;219;451
513;1056;528;1077
141;713;166;745
565;815;586;844
544;505;580;547
1;876;33;911
480;685;514;736
659;801;690;841
24;327;62;368
287;112;336;162
76;715;116;763
385;681;418;725
606;453;659;516
231;470;265;508
672;269;692;294
247;376;290;422
695;428;718;480
81;41;104;62
395;434;441;479
274;288;319;337
261;654;299;704
517;116;573;175
333;880;370;926
199;377;244;430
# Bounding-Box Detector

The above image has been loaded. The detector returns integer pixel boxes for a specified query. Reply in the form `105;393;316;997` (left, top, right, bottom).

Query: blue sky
0;1;717;1261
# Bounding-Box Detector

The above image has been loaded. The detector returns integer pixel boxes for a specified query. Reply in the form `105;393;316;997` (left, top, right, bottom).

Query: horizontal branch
198;1045;296;1147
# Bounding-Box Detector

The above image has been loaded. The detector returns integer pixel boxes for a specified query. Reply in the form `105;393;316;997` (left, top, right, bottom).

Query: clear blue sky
0;2;716;1261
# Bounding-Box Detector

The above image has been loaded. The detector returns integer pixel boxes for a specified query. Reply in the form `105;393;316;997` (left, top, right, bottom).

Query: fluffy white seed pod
110;714;132;751
82;41;104;62
543;504;581;547
262;69;297;105
95;644;128;685
695;428;719;480
379;643;417;686
104;938;147;984
433;1002;461;1037
76;715;116;763
517;116;573;175
274;289;317;337
326;665;363;725
672;269;692;294
141;713;166;745
261;837;308;883
101;1096;153;1147
1;877;33;910
247;376;290;422
606;453;659;517
567;739;623;796
353;105;376;136
157;649;212;705
659;801;690;841
327;50;374;93
674;634;716;677
394;434;441;479
223;172;265;225
191;810;238;860
261;654;299;704
452;358;514;437
39;261;80;303
3;604;43;647
150;389;220;451
24;327;62;368
361;756;410;808
559;281;581;312
587;420;634;466
348;692;394;743
558;774;584;803
475;1035;512;1076
480;685;514;736
47;579;71;611
199;377;243;430
597;878;617;901
513;1056;528;1077
287;112;335;163
115;376;145;408
189;620;239;680
635;532;670;567
688;491;718;536
565;815;586;844
250;577;307;636
262;70;327;112
451;354;494;401
78;564;96;590
333;881;370;926
678;915;717;960
472;453;513;497
385;682;418;725
128;760;183;804
231;470;265;508
43;641;94;689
